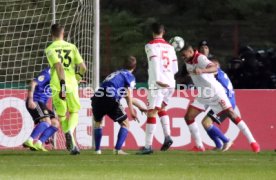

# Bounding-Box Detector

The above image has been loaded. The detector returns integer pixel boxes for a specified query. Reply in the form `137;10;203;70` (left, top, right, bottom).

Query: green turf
0;150;275;180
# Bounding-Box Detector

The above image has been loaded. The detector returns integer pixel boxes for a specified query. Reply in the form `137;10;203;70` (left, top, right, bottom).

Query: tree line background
100;0;276;88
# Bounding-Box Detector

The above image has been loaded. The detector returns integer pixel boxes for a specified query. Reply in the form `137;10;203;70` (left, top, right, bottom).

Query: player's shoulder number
55;49;72;68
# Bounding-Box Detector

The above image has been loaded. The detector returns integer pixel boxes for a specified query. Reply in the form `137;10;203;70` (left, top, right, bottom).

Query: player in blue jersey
23;67;59;151
91;56;147;155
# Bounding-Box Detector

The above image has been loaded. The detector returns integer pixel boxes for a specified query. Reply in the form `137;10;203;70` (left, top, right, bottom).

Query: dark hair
124;56;137;70
198;40;208;48
51;24;64;37
209;57;220;63
151;23;165;35
181;43;193;51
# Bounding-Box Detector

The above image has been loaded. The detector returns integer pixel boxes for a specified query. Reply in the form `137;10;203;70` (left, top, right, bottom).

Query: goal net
0;0;95;150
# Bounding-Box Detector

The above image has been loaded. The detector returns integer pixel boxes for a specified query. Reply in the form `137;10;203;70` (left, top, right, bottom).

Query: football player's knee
185;112;195;122
202;118;212;129
51;118;60;128
227;108;238;120
120;119;129;129
94;120;102;128
148;109;158;117
41;117;51;124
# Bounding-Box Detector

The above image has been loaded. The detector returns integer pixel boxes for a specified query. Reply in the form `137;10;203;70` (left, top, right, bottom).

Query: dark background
100;0;276;89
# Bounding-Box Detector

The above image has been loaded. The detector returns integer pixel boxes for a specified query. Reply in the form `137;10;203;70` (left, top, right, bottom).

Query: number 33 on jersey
45;40;84;92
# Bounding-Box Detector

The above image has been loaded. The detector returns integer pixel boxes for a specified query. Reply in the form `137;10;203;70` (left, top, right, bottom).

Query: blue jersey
215;68;236;109
100;69;136;100
33;67;51;104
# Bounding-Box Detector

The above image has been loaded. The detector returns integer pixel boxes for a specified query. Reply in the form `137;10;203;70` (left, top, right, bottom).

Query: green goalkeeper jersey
45;40;83;92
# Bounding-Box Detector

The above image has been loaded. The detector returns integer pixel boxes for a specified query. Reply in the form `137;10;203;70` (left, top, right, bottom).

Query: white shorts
147;88;174;110
190;91;232;115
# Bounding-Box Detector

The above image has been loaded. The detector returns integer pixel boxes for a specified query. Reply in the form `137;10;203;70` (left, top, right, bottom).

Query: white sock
160;115;171;137
237;120;256;143
28;137;33;142
36;140;42;145
145;123;156;149
188;122;204;148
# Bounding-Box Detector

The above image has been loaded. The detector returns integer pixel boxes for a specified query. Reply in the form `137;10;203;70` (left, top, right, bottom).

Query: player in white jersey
180;44;260;153
137;23;178;155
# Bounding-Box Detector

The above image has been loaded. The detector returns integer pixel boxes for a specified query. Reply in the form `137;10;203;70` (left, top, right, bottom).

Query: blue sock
211;125;229;143
39;126;58;143
94;128;102;151
115;127;128;150
206;126;222;149
30;121;50;139
207;125;229;149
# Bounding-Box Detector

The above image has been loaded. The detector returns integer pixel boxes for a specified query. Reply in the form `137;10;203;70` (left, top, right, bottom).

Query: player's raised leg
223;108;260;153
184;104;205;152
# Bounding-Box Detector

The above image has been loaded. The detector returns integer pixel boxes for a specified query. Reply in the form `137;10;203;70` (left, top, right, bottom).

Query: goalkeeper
45;24;87;155
23;67;59;151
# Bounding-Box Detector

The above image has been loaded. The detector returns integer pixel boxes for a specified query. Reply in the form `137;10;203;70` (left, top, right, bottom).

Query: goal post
0;0;99;150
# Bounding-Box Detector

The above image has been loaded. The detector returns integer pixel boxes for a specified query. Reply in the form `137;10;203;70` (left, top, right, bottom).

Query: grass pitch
0;150;275;180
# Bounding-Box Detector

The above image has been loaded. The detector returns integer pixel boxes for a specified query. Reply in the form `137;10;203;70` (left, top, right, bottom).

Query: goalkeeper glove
59;79;66;100
76;72;84;83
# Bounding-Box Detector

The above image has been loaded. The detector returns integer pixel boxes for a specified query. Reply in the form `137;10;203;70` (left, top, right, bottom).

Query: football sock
60;116;69;133
36;140;42;145
206;126;222;148
158;111;171;137
145;117;156;149
94;128;102;151
236;120;256;143
209;125;229;143
115;127;128;150
68;112;79;132
39;126;58;144
30;121;50;139
206;125;229;149
187;120;204;148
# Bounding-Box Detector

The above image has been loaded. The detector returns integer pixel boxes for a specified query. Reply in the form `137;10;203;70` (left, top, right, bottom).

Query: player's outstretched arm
194;63;218;75
125;88;138;120
156;81;170;88
27;80;38;109
132;98;147;113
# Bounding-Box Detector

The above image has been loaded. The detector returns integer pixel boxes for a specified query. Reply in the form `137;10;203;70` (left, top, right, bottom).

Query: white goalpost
0;0;99;150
